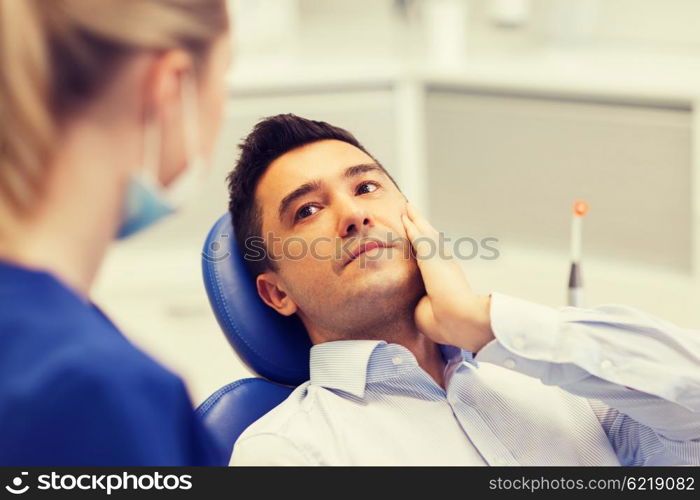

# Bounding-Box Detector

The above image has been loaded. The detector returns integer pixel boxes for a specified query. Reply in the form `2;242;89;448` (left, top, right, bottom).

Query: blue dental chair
195;213;312;463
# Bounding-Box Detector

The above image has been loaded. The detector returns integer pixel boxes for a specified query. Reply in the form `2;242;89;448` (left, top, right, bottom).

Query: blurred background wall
92;0;700;404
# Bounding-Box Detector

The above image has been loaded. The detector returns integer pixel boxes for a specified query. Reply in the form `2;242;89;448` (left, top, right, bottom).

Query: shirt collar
309;340;478;398
310;340;383;398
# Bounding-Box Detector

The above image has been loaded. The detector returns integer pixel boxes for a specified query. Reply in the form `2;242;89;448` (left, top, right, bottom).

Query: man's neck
309;312;447;389
397;332;446;389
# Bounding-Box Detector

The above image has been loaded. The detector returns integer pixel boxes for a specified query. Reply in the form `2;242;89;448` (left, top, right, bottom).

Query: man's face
254;139;424;340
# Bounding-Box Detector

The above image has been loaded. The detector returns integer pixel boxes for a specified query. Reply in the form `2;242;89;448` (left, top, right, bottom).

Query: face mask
116;73;208;239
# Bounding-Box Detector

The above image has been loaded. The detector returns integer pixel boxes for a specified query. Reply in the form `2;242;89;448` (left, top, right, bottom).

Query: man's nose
338;205;374;238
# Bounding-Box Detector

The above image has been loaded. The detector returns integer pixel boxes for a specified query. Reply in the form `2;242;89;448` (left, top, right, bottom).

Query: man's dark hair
226;113;400;278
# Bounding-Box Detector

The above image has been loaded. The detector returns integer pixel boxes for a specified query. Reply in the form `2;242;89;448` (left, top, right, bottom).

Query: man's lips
344;239;389;266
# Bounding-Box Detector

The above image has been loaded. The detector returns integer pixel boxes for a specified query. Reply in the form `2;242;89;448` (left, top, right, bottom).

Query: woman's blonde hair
0;0;228;222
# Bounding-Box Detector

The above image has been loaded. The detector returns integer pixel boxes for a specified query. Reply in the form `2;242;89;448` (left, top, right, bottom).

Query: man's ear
256;272;298;317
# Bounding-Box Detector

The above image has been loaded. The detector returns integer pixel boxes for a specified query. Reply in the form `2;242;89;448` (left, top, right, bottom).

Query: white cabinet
225;89;399;179
425;90;693;273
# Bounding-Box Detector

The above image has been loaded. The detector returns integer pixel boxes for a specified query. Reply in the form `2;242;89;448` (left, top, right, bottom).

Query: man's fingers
406;203;437;236
402;213;459;300
401;215;437;266
401;213;420;242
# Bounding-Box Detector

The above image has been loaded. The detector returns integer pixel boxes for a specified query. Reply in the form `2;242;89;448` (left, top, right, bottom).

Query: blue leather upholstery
201;213;311;386
195;378;294;460
198;213;311;461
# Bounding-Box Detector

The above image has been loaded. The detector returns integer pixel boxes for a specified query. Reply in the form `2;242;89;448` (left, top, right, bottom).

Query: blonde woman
0;0;231;465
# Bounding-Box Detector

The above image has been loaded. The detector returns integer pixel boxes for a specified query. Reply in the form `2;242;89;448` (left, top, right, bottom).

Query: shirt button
503;358;516;369
512;335;526;350
392;356;403;366
600;359;613;370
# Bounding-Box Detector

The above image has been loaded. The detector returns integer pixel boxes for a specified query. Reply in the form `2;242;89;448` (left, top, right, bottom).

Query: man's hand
401;203;495;353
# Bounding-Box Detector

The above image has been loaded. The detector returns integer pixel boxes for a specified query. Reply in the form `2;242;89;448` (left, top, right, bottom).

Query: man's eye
295;204;320;221
356;181;380;195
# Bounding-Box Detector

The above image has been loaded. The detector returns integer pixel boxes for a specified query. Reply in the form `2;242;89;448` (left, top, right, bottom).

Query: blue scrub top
0;260;225;465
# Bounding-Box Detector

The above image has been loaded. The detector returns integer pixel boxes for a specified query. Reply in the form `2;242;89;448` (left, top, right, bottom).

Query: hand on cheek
401;203;494;353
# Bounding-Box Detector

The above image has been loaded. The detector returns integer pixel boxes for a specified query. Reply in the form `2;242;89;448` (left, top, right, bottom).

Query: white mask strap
165;71;208;205
142;113;161;186
180;71;201;170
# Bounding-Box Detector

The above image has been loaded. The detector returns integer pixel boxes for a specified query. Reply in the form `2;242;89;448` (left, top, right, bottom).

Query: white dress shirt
230;293;700;465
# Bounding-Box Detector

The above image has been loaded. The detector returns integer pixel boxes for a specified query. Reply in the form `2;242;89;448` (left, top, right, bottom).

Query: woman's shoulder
0;310;213;465
0;297;184;407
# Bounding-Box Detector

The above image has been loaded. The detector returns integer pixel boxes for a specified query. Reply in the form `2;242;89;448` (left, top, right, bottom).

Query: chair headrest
202;213;311;386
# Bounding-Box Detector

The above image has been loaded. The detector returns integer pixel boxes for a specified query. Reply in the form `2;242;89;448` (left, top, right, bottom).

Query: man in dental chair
225;114;700;466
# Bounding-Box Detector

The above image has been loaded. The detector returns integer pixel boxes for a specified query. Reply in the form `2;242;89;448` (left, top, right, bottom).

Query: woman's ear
256;273;298;317
146;49;192;114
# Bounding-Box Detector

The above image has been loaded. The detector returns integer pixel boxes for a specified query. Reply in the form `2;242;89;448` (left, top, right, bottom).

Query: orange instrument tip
573;200;589;217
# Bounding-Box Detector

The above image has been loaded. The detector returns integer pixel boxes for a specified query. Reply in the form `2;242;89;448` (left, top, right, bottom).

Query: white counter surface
229;48;700;105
